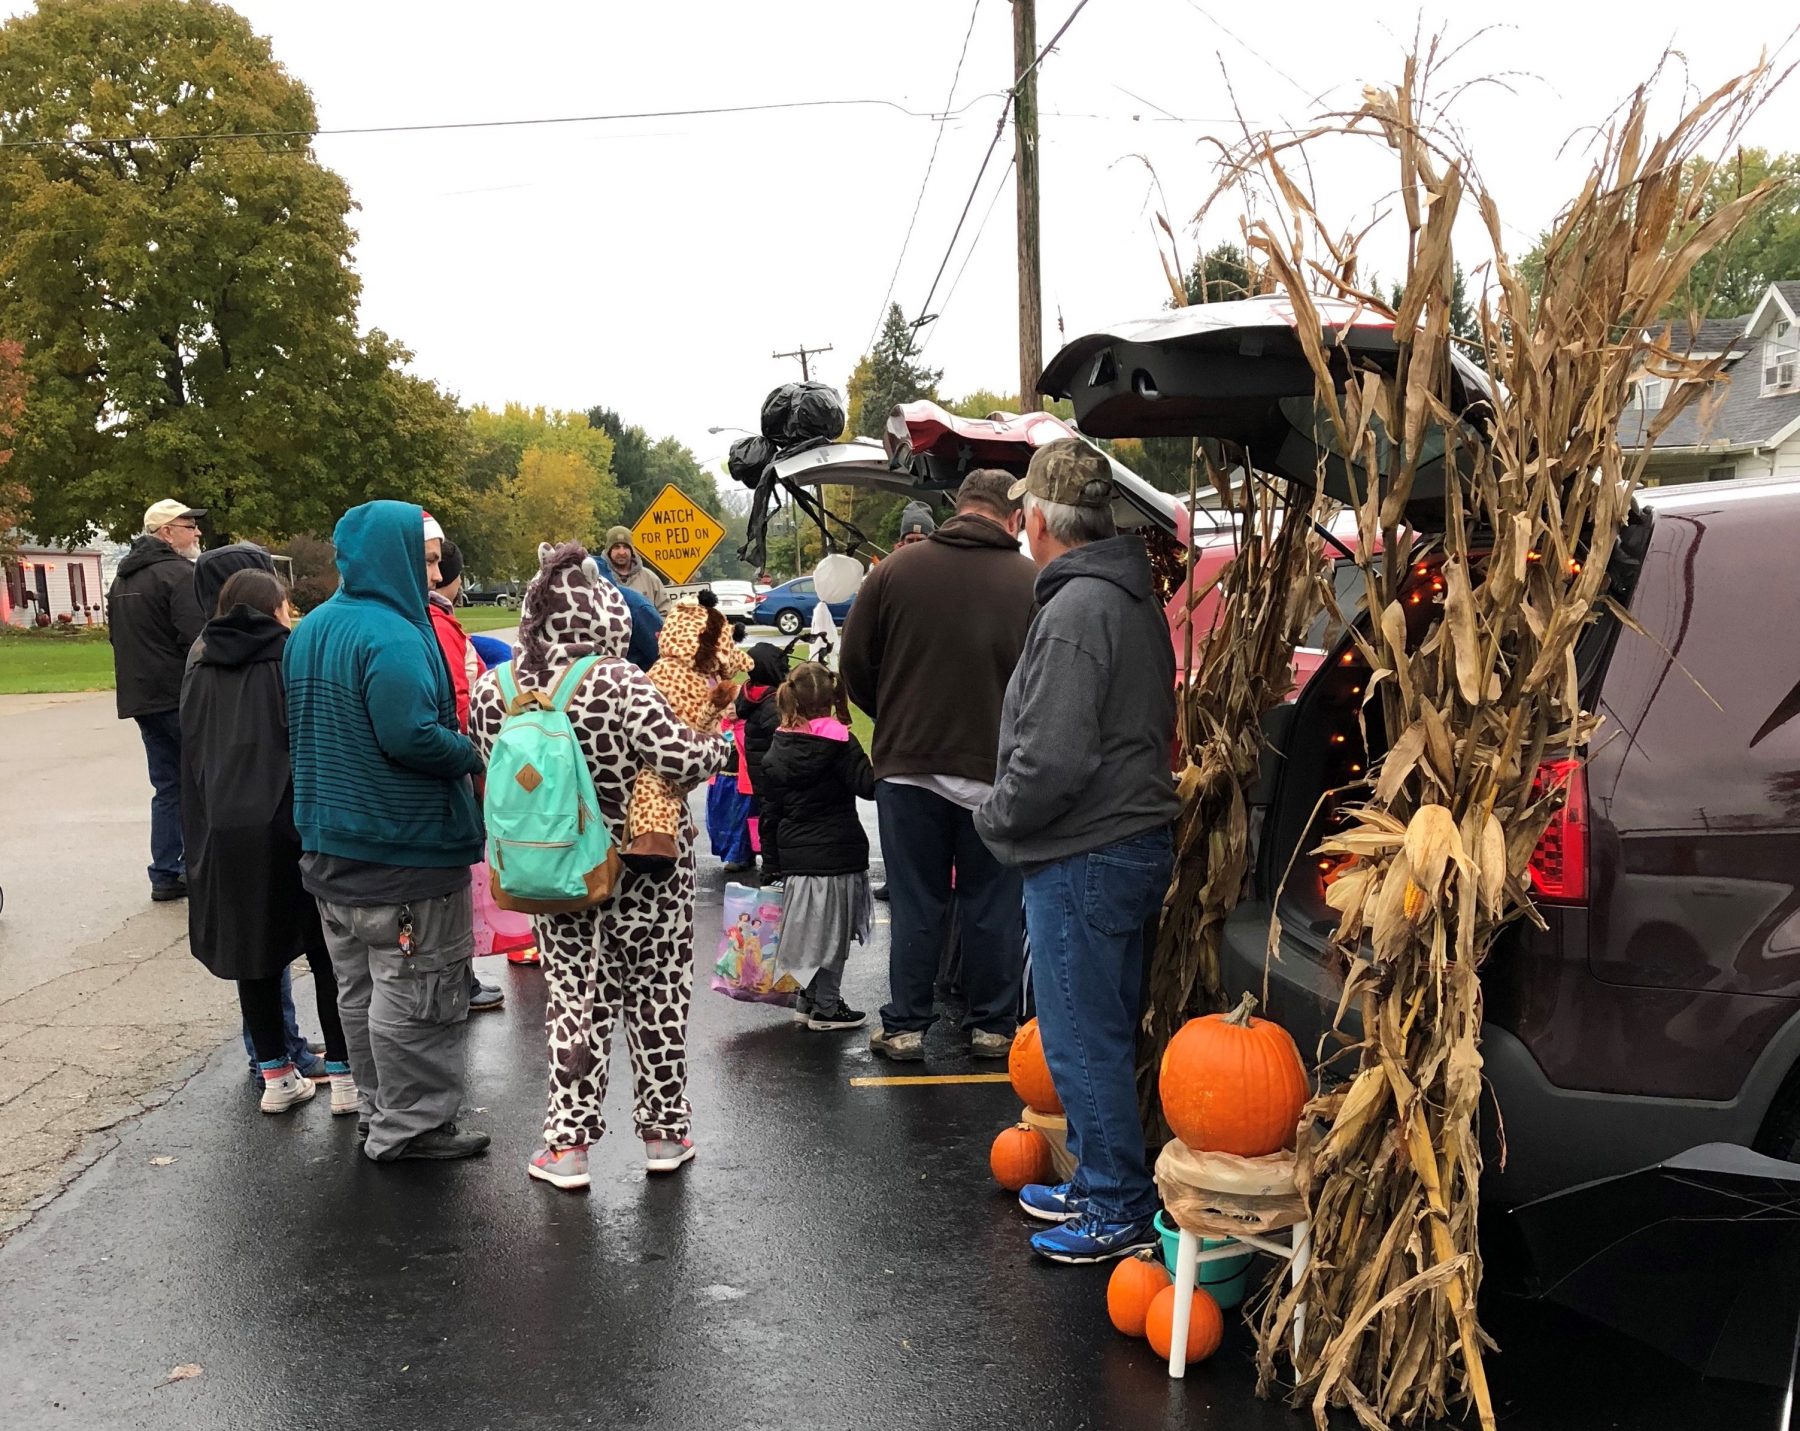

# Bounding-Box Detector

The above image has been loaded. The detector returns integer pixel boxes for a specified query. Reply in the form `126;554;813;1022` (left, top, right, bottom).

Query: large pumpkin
1159;992;1308;1157
1009;1018;1062;1115
1106;1250;1172;1338
1145;1284;1224;1363
989;1123;1053;1192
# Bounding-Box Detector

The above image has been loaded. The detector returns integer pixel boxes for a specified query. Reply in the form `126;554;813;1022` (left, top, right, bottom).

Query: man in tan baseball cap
108;498;208;900
976;436;1181;1264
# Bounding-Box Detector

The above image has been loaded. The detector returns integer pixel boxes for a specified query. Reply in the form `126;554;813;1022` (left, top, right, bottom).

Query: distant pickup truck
459;579;521;608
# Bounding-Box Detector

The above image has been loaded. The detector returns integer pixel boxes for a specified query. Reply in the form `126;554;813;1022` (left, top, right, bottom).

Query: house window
69;562;88;612
1765;319;1799;396
1707;464;1737;483
1638;377;1666;410
3;560;24;612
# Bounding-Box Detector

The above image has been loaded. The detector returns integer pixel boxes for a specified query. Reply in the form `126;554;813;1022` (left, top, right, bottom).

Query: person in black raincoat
180;567;355;1117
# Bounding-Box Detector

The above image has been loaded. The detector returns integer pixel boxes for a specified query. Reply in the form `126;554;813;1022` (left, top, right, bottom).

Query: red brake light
1528;759;1588;904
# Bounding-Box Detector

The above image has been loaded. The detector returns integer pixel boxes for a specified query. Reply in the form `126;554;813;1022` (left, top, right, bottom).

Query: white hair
1023;491;1116;547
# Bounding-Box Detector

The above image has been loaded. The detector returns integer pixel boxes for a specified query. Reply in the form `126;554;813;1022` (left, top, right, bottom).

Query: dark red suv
1040;297;1800;1206
1221;474;1800;1203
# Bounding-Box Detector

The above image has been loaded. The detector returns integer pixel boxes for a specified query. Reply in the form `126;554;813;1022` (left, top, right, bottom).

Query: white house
1621;280;1800;485
2;542;108;628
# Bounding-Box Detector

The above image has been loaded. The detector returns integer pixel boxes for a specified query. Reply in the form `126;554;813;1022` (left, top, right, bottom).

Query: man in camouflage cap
975;438;1180;1265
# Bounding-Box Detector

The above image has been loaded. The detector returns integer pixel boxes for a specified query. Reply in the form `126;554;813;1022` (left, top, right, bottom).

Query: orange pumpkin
1106;1249;1172;1337
1145;1284;1224;1363
1008;1018;1062;1115
1159;992;1308;1157
989;1123;1053;1192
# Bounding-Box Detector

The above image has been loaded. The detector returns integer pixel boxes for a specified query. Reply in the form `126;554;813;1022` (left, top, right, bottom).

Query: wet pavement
0;848;1786;1430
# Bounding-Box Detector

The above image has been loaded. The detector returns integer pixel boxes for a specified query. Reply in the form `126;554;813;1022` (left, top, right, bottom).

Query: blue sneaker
1029;1210;1159;1265
1018;1181;1085;1224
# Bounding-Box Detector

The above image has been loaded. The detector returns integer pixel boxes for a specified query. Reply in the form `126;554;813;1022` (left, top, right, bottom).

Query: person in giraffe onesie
620;591;752;874
469;543;732;1190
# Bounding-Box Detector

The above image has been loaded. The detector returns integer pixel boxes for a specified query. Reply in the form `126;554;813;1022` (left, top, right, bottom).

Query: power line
0;93;998;151
910;0;1095;333
862;0;985;356
920;156;1016;353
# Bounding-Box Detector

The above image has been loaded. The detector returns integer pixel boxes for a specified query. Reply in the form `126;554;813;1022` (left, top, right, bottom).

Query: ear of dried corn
1155;46;1782;1431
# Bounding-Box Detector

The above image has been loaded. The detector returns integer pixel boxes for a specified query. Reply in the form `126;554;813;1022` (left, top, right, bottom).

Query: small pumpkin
989;1123;1053;1192
1008;1018;1062;1115
1159;992;1308;1157
1106;1249;1172;1338
1144;1284;1224;1363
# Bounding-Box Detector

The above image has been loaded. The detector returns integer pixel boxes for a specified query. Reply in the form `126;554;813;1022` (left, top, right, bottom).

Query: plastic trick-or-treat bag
470;859;536;958
711;882;798;1006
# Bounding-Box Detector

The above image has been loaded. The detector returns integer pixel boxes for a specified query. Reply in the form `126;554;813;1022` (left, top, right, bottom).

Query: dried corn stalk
1188;49;1786;1431
1138;457;1328;1137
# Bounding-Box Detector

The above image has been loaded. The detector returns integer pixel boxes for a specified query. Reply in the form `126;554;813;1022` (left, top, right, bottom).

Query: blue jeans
133;710;184;889
1022;827;1173;1222
241;967;311;1071
876;782;1024;1036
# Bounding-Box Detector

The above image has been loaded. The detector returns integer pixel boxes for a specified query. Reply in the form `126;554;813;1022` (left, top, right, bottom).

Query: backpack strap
549;654;603;713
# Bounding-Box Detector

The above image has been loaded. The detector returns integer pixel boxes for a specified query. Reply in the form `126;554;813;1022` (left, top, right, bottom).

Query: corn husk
1154;45;1784;1431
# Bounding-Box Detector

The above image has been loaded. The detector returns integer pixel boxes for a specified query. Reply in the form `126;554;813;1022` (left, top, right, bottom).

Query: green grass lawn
456;605;521;634
0;628;115;695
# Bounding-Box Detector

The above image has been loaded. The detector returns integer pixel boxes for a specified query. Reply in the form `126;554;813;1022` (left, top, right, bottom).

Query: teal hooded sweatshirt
284;501;484;868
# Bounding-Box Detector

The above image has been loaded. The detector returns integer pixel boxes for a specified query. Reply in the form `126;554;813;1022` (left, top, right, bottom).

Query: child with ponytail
758;663;876;1030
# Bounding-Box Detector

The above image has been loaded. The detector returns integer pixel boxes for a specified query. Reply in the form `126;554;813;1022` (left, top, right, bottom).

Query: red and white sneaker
506;945;541;967
527;1144;591;1190
643;1136;696;1175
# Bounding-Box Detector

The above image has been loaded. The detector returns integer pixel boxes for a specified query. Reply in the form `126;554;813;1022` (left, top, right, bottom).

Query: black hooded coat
180;603;322;980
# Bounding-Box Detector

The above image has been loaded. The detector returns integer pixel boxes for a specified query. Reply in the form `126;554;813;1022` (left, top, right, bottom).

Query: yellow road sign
629;483;726;586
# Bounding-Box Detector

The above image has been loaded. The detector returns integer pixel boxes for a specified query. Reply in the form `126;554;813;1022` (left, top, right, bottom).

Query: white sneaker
329;1074;361;1117
259;1070;316;1114
644;1136;696;1174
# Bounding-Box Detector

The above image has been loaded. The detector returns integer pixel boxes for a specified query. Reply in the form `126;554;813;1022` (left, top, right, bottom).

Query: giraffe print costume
469;544;732;1151
625;597;752;855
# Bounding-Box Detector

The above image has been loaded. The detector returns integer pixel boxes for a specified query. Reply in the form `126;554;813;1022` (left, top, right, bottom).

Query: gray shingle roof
1620;284;1800;451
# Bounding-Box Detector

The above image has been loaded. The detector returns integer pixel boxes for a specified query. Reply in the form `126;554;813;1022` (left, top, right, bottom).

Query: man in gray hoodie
976;439;1178;1265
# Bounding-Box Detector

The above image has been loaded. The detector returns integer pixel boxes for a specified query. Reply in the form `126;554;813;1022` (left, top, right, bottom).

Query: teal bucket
1154;1211;1252;1311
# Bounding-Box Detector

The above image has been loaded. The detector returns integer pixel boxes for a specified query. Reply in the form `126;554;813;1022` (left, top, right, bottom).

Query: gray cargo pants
317;890;475;1161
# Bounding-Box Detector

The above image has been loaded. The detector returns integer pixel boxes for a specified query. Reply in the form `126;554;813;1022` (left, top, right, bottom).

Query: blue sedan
753;577;854;635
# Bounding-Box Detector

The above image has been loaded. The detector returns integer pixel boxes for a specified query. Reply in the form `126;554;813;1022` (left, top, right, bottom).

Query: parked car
460;579;520;608
753;576;853;635
708;579;759;623
1039;296;1800;1210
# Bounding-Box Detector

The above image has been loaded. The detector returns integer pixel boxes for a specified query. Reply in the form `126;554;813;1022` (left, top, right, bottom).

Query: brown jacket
841;512;1038;784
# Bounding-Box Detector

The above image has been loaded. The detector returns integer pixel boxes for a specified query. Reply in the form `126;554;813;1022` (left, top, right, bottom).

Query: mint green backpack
484;657;620;913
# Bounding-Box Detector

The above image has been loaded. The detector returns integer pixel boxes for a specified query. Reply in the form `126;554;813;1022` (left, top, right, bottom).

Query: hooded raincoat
180;604;321;980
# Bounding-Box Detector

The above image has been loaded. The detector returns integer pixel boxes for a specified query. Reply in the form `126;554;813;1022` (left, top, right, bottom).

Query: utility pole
1013;0;1043;412
773;343;834;381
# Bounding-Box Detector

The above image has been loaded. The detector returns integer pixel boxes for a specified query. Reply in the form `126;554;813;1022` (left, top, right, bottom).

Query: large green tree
0;0;465;544
846;304;942;439
1519;148;1800;317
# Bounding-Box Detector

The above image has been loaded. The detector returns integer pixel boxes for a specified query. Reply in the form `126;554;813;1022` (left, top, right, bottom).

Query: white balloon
813;553;864;605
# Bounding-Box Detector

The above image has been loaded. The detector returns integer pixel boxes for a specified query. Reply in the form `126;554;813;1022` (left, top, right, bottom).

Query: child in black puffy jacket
759;662;876;1031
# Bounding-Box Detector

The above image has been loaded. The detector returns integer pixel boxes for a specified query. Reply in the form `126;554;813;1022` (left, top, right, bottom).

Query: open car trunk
765;402;1186;539
1037;295;1495;526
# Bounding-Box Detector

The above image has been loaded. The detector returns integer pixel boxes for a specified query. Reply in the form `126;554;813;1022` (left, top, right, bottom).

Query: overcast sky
8;0;1799;489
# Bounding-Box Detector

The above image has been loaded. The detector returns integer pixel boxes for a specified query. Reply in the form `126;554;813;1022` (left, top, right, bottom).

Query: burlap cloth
1154;1139;1307;1239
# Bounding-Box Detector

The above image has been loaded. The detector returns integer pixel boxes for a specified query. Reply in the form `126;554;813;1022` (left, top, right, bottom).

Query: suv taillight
1528;759;1588;904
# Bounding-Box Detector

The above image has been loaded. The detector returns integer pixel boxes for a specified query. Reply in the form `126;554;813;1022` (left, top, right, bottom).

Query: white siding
3;549;106;628
1774;434;1800;481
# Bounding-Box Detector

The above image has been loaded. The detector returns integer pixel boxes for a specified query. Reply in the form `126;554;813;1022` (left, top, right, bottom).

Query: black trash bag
759;381;845;447
728;434;777;489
